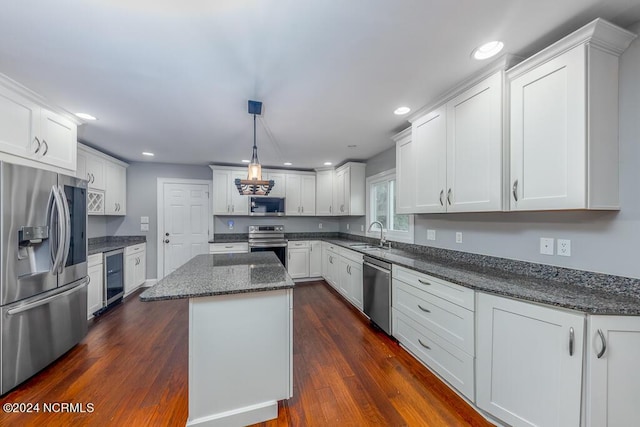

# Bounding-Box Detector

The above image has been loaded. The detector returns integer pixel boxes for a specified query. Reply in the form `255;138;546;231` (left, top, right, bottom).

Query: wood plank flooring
0;281;492;426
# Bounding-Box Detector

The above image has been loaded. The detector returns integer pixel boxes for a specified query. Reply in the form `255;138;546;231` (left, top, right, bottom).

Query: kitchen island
140;252;294;427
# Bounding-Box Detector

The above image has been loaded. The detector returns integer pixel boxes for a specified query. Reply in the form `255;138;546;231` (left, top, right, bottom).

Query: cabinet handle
596;329;607;359
447;188;452;206
329;256;333;264
418;279;432;286
33;137;42;154
439;190;444;206
329;205;332;214
569;327;575;356
347;265;351;274
42;140;48;156
418;339;431;350
288;252;291;260
232;205;234;212
301;206;304;214
341;204;344;212
417;304;431;313
224;245;233;249
512;180;519;202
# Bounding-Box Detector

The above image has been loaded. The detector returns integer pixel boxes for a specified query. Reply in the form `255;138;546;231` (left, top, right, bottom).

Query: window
366;169;413;243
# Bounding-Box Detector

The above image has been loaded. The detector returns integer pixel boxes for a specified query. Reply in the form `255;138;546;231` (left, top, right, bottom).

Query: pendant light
235;100;274;196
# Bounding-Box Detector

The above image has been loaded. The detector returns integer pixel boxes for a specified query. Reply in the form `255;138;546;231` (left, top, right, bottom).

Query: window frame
365;168;414;244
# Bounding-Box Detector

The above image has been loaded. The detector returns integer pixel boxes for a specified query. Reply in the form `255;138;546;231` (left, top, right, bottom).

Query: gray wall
214;216;340;234
365;146;396;178
100;162;212;279
88;216;107;238
342;21;640;280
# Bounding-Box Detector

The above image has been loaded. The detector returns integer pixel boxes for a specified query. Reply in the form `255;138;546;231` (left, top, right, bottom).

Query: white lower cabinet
287;241;310;279
586;315;640;427
476;293;585;427
87;253;103;319
309;241;322;277
124;243;146;296
392;265;475;400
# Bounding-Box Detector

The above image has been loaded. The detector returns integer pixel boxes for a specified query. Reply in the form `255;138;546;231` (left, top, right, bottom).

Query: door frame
156;177;213;281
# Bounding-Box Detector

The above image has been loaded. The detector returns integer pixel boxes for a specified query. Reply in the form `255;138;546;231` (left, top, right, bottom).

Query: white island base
187;289;293;427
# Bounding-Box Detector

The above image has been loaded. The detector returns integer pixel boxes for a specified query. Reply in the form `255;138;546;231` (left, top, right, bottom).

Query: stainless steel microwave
250;197;285;216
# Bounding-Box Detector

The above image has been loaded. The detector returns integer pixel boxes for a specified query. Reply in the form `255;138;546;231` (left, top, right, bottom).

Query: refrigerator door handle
6;279;88;316
49;185;66;273
57;185;71;273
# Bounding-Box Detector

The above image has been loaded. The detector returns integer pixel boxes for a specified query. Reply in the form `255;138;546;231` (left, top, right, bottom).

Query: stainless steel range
248;225;287;266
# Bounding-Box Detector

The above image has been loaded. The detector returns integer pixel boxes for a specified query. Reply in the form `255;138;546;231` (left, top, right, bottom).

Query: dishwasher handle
363;261;391;274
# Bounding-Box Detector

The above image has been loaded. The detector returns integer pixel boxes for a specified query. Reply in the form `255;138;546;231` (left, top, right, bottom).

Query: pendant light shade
235;100;274;196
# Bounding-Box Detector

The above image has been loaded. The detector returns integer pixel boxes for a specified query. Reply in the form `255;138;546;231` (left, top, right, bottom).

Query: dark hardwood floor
0;281;492;426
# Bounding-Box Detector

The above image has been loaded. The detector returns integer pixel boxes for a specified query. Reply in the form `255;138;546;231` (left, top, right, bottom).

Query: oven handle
249;242;288;248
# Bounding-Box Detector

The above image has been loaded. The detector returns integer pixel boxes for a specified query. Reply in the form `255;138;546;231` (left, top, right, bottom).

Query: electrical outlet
540;237;554;255
140;216;149;224
455;232;463;243
361;225;364;232
427;229;436;241
141;223;149;232
318;223;323;229
346;223;350;230
558;239;571;257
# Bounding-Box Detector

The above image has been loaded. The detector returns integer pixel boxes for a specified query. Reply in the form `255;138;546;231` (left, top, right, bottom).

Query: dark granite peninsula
140;252;293;426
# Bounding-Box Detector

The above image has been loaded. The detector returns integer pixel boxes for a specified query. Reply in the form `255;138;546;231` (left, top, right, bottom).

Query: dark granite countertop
88;236;146;255
140;252;294;302
323;238;640;315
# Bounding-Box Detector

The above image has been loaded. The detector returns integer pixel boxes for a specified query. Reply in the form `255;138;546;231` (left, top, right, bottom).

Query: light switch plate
540;237;554;255
346;223;350;230
140;216;149;224
427;230;436;241
455;232;463;243
141;223;149;232
318;223;323;229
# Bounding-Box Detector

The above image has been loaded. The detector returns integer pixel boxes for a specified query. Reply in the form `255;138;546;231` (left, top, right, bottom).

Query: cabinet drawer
88;253;103;267
288;241;310;249
393;265;474;311
125;243;145;256
338;247;363;264
209;242;249;254
393;279;474;355
393;309;474;401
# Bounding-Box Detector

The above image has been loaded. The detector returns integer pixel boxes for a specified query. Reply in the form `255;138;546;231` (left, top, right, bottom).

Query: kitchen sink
349;243;389;251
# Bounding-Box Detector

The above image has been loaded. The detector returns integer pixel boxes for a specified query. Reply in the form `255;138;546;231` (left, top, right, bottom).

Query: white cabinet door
104;162;126;215
285;174;302;215
85;153;105;190
287;247;309;279
321;244;329;278
87;260;103;319
0;85;39;160
316;170;334;215
124;253;136;296
334;168;346;215
446;71;502;212
587;316;640;427
338;257;350;297
412;107;447;213
309;241;322;277
477;293;584;427
347;260;363;310
76;150;87;181
39;109;77;171
327;251;340;289
135;250;146;287
395;132;413;214
300;175;316;215
229;169;248;214
266;172;286;198
212;169;231;214
510;45;586;210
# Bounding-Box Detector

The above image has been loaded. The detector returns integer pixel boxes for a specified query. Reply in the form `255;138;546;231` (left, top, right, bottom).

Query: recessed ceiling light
142;152;154;156
472;41;504;60
283;162;292;166
324;162;332;166
241;159;251;163
393;107;411;115
75;113;97;121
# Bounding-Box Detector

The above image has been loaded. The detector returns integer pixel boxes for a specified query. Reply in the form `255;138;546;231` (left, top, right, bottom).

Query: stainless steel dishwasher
363;256;392;335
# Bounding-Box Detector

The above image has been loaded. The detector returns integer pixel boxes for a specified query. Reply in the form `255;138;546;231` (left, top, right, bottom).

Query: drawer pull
418;279;432;286
418;339;431;350
225;245;234;248
417;304;431;313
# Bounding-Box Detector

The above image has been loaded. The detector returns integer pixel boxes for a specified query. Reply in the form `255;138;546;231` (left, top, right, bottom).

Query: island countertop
140;252;294;302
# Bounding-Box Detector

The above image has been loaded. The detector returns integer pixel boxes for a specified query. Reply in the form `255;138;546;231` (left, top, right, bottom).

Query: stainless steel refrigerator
0;161;88;395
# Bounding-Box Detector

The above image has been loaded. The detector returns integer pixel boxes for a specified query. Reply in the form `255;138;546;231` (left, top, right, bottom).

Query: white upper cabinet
393;129;413;215
104;161;127;215
412;107;447;213
446;71;503;212
333;162;365;216
285;173;315;216
0;77;78;173
211;167;249;215
315;169;334;216
78;143;127;216
509;19;636;211
265;172;286;198
403;70;503;214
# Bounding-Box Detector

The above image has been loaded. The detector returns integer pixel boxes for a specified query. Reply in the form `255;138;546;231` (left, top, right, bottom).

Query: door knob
164;239;170;243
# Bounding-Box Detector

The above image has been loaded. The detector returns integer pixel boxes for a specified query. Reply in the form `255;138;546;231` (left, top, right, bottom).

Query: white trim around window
365;168;414;244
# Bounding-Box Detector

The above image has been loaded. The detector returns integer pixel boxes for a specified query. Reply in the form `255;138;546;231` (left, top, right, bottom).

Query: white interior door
162;182;210;277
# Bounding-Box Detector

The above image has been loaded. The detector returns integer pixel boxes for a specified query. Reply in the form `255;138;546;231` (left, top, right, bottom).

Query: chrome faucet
368;221;387;247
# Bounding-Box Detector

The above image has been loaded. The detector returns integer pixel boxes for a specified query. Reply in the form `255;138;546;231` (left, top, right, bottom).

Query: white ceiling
1;0;639;169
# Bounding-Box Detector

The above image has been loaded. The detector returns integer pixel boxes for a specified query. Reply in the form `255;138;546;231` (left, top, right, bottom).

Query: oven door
250;244;287;266
57;174;88;287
